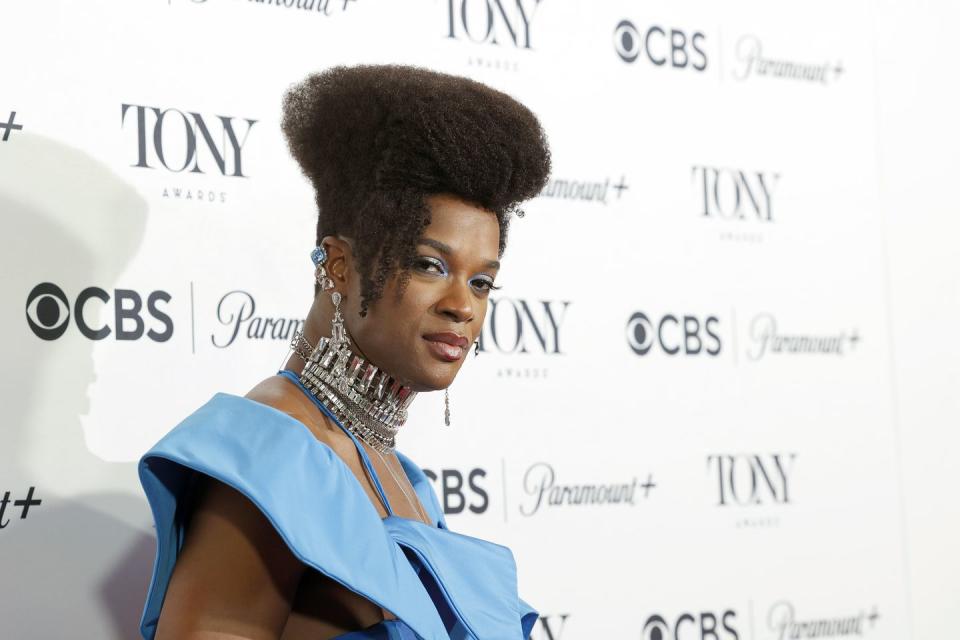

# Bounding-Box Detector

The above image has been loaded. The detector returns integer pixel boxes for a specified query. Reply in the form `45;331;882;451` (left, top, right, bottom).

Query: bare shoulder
245;373;352;455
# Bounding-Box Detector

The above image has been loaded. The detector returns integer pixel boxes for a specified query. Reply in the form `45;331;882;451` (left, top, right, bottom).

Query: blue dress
138;370;538;639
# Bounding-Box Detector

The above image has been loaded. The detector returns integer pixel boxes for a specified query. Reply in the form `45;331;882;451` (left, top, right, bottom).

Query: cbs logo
643;611;739;640
26;282;173;341
626;311;722;356
613;20;708;70
423;468;489;515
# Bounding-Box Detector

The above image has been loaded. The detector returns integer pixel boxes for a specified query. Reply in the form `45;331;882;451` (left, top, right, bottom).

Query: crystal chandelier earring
328;291;352;394
312;244;365;395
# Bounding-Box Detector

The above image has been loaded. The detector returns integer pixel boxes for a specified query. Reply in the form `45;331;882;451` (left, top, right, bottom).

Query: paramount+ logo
25;283;173;341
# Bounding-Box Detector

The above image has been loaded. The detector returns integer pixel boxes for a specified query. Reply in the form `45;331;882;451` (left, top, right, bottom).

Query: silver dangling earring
311;245;350;393
446;341;477;424
329;290;352;394
444;387;451;426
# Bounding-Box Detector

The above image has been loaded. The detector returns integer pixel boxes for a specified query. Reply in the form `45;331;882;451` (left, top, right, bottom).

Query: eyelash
415;257;501;292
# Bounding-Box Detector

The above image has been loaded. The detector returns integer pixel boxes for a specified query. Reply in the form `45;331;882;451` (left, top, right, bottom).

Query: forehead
423;193;500;258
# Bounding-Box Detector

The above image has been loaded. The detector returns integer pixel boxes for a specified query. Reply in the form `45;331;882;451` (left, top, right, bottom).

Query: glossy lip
422;332;468;363
422;331;469;348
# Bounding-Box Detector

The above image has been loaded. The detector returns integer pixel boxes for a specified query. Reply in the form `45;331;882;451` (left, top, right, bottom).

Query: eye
415;256;446;275
470;276;502;294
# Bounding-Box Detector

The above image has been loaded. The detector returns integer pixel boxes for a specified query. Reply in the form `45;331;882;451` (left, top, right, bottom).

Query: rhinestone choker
289;330;417;453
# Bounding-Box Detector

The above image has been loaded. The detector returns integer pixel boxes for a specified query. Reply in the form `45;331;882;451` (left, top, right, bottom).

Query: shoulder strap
395;450;448;529
276;369;395;517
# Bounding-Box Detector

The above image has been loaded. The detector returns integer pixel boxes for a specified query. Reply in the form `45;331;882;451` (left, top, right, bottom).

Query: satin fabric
137;371;538;639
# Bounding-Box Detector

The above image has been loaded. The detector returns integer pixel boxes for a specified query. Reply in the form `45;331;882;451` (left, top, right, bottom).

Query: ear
319;234;354;291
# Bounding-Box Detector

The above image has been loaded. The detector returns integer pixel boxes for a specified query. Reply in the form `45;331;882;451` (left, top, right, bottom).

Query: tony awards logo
445;0;544;49
121;103;257;203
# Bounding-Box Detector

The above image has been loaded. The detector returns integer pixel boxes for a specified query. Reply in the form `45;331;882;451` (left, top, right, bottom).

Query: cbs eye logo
613;19;708;71
626;311;722;357
25;282;173;341
643;615;672;640
642;611;739;640
26;283;72;340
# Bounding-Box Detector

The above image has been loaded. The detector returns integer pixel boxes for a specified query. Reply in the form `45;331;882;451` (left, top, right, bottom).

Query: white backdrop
1;1;958;638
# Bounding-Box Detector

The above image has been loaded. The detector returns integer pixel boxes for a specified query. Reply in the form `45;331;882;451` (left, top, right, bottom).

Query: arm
154;474;307;640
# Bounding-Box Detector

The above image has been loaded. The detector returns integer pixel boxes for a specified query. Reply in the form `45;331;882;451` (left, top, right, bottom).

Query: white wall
875;1;960;636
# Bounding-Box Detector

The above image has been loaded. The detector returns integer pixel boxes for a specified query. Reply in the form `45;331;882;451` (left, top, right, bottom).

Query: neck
283;293;373;375
283;296;417;453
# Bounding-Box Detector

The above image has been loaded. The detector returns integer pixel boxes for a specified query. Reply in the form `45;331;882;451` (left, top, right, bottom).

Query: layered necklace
289;330;417;454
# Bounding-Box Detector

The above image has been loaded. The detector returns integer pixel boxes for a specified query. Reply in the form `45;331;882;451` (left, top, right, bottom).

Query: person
136;63;551;639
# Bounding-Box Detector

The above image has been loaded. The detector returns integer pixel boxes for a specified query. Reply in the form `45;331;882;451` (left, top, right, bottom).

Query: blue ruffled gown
137;370;538;639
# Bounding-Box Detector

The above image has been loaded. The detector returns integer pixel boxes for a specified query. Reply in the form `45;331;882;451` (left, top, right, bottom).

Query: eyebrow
418;237;500;270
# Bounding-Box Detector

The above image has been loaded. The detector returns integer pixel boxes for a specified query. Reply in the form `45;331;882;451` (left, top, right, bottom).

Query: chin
404;362;461;393
394;341;465;391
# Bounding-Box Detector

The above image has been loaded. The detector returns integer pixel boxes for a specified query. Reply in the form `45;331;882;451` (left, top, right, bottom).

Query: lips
423;332;469;362
422;332;469;348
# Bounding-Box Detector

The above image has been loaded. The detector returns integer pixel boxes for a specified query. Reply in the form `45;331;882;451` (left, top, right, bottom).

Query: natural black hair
280;63;551;316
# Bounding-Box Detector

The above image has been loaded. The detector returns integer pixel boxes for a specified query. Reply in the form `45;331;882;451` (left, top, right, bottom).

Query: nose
436;277;474;324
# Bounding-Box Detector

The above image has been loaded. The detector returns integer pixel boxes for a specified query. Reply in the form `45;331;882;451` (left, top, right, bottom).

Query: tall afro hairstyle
280;63;552;316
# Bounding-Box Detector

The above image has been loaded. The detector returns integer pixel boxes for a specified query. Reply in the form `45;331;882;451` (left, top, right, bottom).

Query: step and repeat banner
1;1;917;638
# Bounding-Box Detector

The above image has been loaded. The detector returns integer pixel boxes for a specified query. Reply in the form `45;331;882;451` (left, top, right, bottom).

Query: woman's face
339;193;501;392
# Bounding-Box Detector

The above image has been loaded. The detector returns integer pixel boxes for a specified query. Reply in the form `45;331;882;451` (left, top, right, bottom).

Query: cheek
396;278;438;315
472;297;490;331
365;280;433;339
